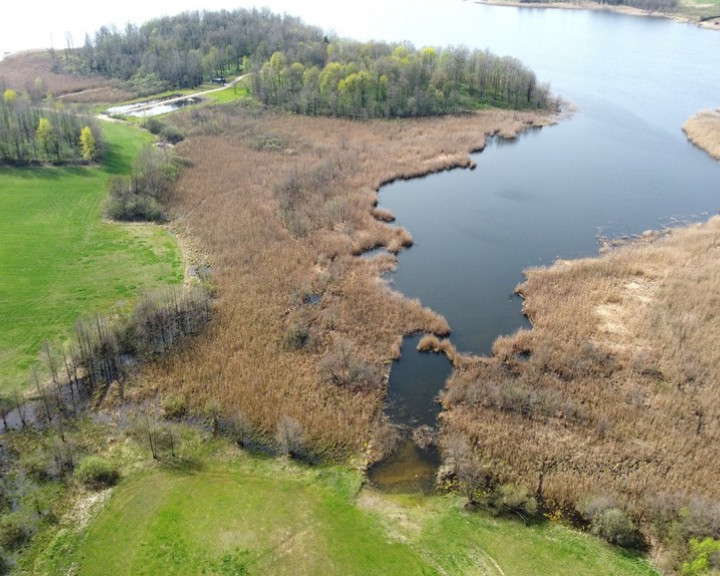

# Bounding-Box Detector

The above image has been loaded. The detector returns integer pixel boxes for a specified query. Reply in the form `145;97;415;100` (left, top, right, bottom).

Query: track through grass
35;454;661;576
0;121;183;392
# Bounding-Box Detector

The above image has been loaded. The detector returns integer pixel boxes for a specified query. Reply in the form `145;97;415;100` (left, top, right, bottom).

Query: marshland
1;1;719;575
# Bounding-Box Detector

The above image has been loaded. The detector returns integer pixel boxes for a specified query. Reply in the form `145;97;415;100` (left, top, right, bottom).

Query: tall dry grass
135;101;554;459
684;109;720;162
440;216;720;534
0;50;132;103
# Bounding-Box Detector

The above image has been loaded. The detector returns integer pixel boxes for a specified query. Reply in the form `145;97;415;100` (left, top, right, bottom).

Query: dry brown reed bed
440;215;720;531
137;102;554;459
0;50;131;103
684;109;720;162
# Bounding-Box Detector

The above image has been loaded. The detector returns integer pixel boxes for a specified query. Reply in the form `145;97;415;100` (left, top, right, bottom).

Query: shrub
318;338;378;391
143;117;164;135
74;456;119;489
160;124;185;144
283;318;310;350
592;508;640;548
0;513;32;551
487;484;538;521
275;415;304;458
0;548;10;576
162;394;188;420
579;497;640;548
682;538;720;576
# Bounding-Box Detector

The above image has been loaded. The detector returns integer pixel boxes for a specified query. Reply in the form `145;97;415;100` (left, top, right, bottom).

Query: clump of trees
252;43;552;117
0;85;102;165
64;8;553;116
104;145;178;222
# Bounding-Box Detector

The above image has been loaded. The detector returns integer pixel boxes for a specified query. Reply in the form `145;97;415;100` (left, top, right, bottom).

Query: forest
61;8;553;116
0;85;100;165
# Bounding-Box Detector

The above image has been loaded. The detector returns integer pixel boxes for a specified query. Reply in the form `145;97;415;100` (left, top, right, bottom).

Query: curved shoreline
683;108;720;161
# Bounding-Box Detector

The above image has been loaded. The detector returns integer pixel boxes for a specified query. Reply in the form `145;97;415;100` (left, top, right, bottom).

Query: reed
683;109;720;162
133;102;555;459
440;216;720;549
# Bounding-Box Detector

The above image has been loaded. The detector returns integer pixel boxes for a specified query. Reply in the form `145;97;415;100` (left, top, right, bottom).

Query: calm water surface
370;4;720;488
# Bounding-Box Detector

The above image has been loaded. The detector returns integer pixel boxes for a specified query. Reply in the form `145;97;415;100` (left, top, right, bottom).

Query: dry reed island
0;7;718;575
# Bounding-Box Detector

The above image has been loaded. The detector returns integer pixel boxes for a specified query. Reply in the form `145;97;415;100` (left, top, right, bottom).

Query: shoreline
683;108;720;161
474;0;720;29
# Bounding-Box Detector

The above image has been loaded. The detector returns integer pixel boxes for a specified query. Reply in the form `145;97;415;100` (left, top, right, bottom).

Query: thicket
63;8;553;116
104;145;178;222
0;85;101;165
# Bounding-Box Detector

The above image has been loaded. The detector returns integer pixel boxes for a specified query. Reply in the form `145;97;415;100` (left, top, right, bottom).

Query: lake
369;3;720;488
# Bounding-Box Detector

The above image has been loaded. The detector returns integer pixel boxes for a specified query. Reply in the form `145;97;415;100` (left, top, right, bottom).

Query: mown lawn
0;121;183;393
32;454;661;576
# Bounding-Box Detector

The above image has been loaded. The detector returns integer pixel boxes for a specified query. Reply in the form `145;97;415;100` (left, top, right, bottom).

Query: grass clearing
0;121;183;392
30;451;660;576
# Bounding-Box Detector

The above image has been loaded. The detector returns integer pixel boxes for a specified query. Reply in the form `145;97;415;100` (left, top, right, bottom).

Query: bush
592;508;640;548
682;538;720;576
74;456;119;489
0;548;11;575
162;393;188;420
318;338;378;391
275;415;304;458
579;497;640;548
160;125;185;144
487;484;538;521
0;513;32;551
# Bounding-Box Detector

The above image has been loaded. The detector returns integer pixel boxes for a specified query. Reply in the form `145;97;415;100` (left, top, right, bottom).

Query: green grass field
677;0;720;20
0;121;183;393
30;451;661;576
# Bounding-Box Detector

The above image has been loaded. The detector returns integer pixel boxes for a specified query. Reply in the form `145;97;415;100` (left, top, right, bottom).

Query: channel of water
368;3;720;491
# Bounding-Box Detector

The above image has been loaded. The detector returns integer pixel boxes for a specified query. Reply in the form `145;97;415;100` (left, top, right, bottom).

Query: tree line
519;0;677;9
0;86;100;165
251;43;552;118
64;8;554;116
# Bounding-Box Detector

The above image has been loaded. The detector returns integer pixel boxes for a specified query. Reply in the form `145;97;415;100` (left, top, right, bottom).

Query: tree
36;117;53;159
2;89;17;104
275;415;304;458
80;125;96;161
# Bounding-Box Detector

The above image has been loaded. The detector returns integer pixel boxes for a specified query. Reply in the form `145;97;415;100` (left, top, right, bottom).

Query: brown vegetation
0;50;131;103
440;215;720;550
134;101;554;459
684;109;720;162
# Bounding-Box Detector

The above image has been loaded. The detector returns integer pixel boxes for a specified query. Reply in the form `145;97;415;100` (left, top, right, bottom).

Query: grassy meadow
0;121;183;392
27;444;660;576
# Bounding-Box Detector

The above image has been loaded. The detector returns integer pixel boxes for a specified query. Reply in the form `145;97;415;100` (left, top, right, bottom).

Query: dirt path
115;74;249;115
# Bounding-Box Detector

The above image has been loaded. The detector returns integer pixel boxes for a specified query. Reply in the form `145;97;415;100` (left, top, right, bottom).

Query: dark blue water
376;5;720;435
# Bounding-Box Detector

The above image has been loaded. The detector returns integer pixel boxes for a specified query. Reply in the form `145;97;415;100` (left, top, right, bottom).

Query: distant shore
474;0;720;29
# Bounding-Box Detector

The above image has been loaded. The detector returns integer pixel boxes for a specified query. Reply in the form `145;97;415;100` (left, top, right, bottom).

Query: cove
368;3;720;491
